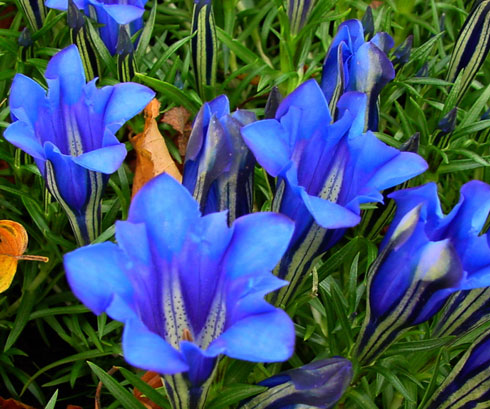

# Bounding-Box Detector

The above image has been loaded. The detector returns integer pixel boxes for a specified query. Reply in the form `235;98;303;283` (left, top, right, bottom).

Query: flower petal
45;45;85;106
300;189;361;228
9;74;46;125
96;3;144;24
103;83;155;134
180;341;218;385
128;173;201;255
275;79;331;135
241;119;291;177
210;309;295;362
4;121;44;160
349;42;395;130
44;142;89;210
223;212;295;280
45;0;85;10
123;318;189;374
71;142;127;173
64;242;133;315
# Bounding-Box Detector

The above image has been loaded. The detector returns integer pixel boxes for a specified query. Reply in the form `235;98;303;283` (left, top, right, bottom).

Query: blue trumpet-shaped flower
241;80;428;307
46;0;146;54
287;0;315;35
433;287;490;338
320;19;395;130
4;45;154;245
183;95;256;223
426;327;490;409
355;181;490;364
64;174;295;408
239;357;352;409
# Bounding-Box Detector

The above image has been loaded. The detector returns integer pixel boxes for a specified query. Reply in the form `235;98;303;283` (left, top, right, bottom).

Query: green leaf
147;34;194;77
135;0;157;62
346;389;379;409
88;362;147;409
405;78;452;86
44;389;58;409
449;149;490;166
369;365;415;402
119;367;171;409
384;337;455;356
4;289;37;351
460;82;490;126
135;73;201;114
22;350;115;395
438;156;490;173
207;384;267;409
216;27;260;65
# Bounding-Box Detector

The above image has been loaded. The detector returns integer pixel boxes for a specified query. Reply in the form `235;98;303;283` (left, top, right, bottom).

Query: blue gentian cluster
46;0;146;54
4;11;490;409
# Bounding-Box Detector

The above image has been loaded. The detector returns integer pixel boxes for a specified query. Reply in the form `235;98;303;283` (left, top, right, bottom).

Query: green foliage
0;0;489;407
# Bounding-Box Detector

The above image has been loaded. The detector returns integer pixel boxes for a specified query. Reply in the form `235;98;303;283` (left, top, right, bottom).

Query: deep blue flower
426;327;490;409
191;0;217;99
287;0;315;35
241;79;428;307
320;19;395;130
433;287;490;337
355;181;490;364
46;0;146;54
4;45;154;244
183;95;256;223
64;174;296;407
239;357;352;409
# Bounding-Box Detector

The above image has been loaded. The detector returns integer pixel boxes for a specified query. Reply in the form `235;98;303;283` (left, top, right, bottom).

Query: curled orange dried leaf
0;220;48;293
129;99;182;197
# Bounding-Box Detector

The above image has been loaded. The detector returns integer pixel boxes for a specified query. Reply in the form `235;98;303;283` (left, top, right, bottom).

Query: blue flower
183;95;256;223
241;80;428;307
433;287;490;337
4;45;154;244
63;174;296;407
191;0;217;99
355;181;490;364
46;0;146;54
239;357;352;409
426;327;490;409
320;19;395;131
287;0;315;35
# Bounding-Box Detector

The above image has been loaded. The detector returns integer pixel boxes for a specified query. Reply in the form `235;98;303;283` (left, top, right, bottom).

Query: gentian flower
241;80;428;307
239;357;352;409
46;0;147;55
354;181;490;365
320;19;395;131
64;174;296;408
392;34;413;66
183;95;256;223
433;287;490;337
426;327;490;409
287;0;315;35
191;0;217;99
4;45;154;245
446;0;490;103
18;0;46;31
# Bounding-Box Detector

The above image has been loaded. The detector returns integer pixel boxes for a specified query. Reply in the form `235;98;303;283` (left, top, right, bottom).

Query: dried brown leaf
129;99;182;197
161;106;192;158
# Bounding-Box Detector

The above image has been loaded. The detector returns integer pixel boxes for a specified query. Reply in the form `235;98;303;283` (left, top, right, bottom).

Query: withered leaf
161;106;192;158
129;99;182;197
0;397;37;409
133;371;164;409
0;220;48;293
